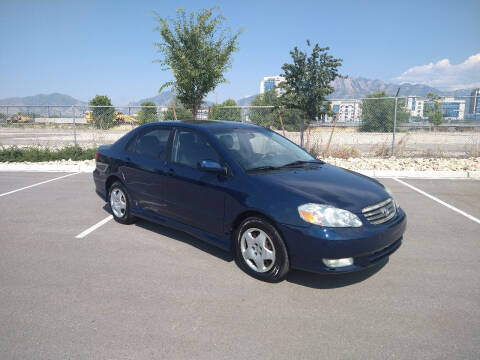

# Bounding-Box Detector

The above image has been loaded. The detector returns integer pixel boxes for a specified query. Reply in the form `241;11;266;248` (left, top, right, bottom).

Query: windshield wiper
247;160;323;172
279;160;323;168
246;165;280;172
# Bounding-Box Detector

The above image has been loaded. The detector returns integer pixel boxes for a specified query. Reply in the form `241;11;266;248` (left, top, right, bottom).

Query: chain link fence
0;96;479;157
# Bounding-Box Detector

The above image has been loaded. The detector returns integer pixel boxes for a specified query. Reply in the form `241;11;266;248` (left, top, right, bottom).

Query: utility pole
392;87;400;156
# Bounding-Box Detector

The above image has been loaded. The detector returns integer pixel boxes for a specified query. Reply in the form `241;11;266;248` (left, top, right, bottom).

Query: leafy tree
359;91;409;132
424;93;443;126
89;95;115;129
162;98;193;120
248;90;303;131
209;99;241;121
278;41;342;130
138;101;158;124
154;7;242;119
248;90;277;128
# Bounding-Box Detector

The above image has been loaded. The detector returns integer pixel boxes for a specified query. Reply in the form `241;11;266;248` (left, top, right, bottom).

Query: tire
108;181;136;224
235;217;290;282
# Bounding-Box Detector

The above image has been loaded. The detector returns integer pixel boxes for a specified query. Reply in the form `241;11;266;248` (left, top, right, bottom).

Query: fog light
322;257;354;268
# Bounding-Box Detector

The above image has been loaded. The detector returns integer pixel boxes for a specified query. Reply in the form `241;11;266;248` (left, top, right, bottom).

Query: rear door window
133;127;171;160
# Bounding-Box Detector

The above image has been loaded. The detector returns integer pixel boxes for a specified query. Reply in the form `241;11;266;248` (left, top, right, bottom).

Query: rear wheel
109;181;136;224
235;217;290;282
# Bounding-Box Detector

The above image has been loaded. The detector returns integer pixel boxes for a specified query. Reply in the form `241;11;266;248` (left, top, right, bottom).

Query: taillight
95;151;99;161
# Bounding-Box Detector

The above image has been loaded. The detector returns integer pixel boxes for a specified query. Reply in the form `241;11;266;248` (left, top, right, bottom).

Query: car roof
142;120;261;132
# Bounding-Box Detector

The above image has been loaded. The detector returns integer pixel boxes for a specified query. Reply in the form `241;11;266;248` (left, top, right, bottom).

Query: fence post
300;116;305;147
72;106;77;147
392;88;400;156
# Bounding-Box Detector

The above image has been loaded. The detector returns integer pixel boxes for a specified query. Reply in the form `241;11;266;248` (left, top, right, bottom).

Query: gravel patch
324;157;480;171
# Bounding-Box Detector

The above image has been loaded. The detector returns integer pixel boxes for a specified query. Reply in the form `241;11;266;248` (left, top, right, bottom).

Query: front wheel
109;181;136;224
235;217;290;282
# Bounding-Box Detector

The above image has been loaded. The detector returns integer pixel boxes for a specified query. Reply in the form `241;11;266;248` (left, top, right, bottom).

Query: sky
1;0;479;104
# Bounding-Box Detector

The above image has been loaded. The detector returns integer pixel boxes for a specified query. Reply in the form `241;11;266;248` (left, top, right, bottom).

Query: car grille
362;198;396;225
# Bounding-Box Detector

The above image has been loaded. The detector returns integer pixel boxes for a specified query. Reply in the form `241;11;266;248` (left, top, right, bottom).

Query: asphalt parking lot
0;172;479;359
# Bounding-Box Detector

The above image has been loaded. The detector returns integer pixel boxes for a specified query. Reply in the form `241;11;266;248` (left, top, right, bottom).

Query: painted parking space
0;172;109;239
396;178;480;220
0;171;76;194
0;172;479;360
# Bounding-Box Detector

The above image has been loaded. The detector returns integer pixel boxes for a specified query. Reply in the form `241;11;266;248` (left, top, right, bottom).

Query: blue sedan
93;120;406;282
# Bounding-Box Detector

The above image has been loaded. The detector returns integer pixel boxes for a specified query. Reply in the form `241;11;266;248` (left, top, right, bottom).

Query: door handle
167;168;175;176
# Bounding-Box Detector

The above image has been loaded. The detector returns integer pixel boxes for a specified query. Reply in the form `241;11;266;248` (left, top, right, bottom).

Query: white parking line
0;172;80;198
75;215;113;239
393;178;480;225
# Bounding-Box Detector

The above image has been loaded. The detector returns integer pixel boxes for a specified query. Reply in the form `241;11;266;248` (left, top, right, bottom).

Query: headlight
298;203;362;227
384;187;398;208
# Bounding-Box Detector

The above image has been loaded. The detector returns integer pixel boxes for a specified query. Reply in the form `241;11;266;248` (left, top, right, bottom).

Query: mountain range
329;77;473;99
0;77;475;108
0;93;86;107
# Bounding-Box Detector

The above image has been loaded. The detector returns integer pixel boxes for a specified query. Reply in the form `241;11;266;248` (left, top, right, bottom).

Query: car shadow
285;259;388;289
102;204;387;288
102;204;233;263
134;219;235;263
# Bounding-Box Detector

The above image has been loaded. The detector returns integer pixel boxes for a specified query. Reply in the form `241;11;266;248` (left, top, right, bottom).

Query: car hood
251;163;388;213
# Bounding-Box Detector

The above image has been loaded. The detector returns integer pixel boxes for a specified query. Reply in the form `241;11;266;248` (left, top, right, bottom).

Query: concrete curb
0;163;479;179
0;163;96;173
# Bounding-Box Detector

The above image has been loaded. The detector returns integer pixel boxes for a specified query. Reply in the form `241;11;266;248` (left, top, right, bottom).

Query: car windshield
212;127;319;171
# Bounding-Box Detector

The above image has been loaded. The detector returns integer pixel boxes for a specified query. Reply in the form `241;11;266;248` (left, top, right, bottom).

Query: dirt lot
1;125;479;157
0;172;479;359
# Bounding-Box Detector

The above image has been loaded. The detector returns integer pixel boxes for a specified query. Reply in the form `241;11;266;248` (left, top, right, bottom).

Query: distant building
406;96;425;119
469;88;480;115
441;98;466;119
259;76;285;97
197;108;209;120
330;99;362;122
406;96;465;120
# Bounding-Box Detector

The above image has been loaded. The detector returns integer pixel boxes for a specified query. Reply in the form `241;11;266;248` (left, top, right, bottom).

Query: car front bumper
279;208;407;273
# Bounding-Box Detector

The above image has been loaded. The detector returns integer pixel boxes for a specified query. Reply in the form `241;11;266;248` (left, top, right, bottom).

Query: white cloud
394;53;480;90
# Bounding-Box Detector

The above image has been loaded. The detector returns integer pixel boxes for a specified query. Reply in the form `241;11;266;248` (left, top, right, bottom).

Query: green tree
278;41;342;132
424;93;443;127
248;90;303;131
248;90;277;128
209;99;241;121
138;101;158;124
154;7;242;119
162;98;193;120
359;91;409;132
89;95;115;129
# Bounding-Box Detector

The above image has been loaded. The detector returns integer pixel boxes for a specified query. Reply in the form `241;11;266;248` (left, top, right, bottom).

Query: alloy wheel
240;227;276;273
110;187;127;218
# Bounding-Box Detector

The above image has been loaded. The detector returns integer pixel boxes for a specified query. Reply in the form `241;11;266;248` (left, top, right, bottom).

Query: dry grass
324;145;361;159
330;146;362;159
373;142;392;157
392;133;410;157
307;142;322;158
465;135;480;157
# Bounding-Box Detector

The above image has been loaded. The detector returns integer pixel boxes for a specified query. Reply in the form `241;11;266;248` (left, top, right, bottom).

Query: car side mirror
198;160;227;175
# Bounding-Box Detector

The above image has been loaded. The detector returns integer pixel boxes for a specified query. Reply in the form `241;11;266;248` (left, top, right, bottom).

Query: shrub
89;95;115;129
209;99;241;121
0;146;97;162
138;101;158;124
